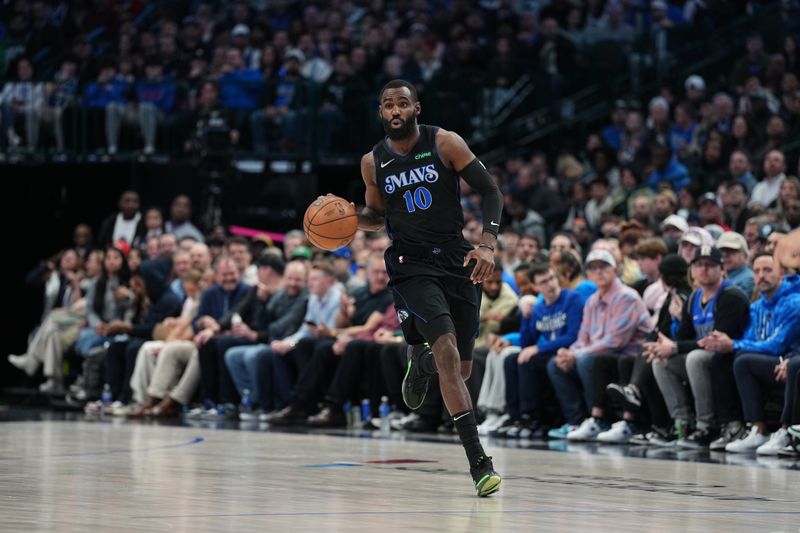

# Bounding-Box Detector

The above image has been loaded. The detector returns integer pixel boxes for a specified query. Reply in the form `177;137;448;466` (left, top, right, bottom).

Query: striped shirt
571;278;653;357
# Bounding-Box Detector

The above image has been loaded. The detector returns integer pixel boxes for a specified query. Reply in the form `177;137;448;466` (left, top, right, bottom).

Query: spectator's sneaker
264;404;309;425
307;405;347;428
710;420;746;451
83;400;104;416
756;428;791;456
477;413;501;435
489;416;516;438
186;406;208;419
392;412;439;432
647;427;679;447
789;424;800;440
370;410;405;429
239;409;265;422
470;455;501;497
38;379;64;395
597;420;636;443
725;425;768;453
402;344;434;410
110;402;131;417
479;413;509;436
8;354;38;376
548;423;578;440
677;426;719;449
517;420;545;440
567;417;608;441
777;444;799;458
605;383;641;411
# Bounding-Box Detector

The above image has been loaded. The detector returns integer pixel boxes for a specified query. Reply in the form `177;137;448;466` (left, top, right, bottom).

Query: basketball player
356;79;503;496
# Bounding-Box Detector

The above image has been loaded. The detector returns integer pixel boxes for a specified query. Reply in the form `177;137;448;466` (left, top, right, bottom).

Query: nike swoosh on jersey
490;221;499;226
380;159;395;169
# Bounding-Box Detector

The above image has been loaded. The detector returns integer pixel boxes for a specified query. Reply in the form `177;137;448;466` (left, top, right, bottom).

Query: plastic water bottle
101;384;112;407
360;398;371;423
343;401;353;427
379;396;391;435
241;388;253;414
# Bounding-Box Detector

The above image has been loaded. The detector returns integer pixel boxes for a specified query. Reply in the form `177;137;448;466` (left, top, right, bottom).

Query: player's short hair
379;79;418;103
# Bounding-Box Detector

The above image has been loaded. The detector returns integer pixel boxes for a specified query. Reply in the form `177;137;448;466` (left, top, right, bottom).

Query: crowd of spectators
5;1;800;462
1;0;797;160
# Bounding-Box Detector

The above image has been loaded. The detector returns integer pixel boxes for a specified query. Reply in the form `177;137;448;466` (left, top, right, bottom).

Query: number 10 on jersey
403;186;433;213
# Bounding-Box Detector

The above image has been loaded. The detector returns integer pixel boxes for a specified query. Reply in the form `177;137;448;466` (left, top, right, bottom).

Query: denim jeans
546;354;593;425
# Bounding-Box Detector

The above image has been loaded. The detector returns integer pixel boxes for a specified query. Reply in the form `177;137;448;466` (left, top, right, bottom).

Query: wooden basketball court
0;417;797;532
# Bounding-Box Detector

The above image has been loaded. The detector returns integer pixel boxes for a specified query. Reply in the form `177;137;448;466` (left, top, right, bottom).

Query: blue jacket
519;289;584;353
192;282;252;332
733;275;800;355
645;157;690;192
218;69;263;110
84;77;128;108
136;77;176;113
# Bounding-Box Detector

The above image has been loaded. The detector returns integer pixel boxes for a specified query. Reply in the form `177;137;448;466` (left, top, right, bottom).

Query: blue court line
131;509;800;520
0;436;204;460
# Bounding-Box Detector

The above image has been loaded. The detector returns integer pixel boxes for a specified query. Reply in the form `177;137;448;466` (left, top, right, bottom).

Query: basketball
303;195;358;251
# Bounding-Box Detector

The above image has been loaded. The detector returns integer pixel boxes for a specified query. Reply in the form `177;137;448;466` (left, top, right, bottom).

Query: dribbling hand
464;245;495;284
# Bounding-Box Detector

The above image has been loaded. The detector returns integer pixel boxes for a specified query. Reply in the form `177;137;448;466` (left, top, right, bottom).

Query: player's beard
382;114;417;141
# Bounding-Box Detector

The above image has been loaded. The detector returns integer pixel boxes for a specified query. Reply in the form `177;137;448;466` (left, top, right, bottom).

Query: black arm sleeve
459;158;503;237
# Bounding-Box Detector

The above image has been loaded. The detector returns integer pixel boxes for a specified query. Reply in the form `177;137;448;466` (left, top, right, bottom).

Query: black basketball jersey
373;125;464;246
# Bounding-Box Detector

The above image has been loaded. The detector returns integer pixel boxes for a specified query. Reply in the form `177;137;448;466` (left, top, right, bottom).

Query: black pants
105;337;145;404
325;339;386;417
589;352;622;413
617;354;671;429
291;337;337;408
199;335;254;405
712;351;742;425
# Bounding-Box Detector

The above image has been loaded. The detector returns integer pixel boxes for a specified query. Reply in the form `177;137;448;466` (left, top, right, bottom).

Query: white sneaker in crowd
725;425;769;453
597;420;635;443
755;428;791;456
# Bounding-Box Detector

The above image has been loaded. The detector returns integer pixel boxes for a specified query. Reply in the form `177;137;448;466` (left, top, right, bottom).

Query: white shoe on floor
725;425;769;453
567;417;606;441
756;428;791;456
8;354;39;376
597;420;635;443
478;413;509;436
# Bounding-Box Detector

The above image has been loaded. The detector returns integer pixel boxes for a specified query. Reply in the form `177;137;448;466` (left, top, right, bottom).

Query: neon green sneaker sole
475;472;502;497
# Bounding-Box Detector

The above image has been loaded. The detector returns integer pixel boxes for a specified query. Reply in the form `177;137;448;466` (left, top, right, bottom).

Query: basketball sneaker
470;455;501;497
402;343;434;410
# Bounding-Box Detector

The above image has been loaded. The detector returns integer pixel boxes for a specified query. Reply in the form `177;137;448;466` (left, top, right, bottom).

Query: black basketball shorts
384;240;482;361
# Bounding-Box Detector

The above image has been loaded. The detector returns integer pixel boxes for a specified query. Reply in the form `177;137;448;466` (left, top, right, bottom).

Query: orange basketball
303;195;359;251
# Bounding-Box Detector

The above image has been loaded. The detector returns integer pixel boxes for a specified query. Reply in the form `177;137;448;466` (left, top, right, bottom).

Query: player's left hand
464;245;495;284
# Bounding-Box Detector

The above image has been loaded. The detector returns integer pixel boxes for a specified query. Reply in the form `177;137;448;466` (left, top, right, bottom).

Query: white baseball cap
585;250;617;269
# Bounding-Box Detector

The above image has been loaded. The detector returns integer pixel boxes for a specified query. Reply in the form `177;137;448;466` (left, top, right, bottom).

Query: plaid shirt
571;278;653;357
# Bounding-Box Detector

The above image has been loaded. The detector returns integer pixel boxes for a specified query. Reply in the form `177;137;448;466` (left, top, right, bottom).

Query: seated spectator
724;182;753;234
217;47;264;139
40;57;79;154
227;236;257;285
101;258;183;406
188;256;257;416
222;259;309;416
267;253;392;425
0;58;44;152
549;249;596;303
475;262;519;349
699;253;800;455
749;150;787;212
165;194;204;242
127;268;205;416
546;250;652;441
632;238;669;313
73;245;132;359
306;303;401;427
168;250;192;299
645;144;690;193
250;48;309;152
649;246;750;449
133;60;176;155
601;254;691;444
495;263;584;439
717;231;754;298
97;190;146;248
24;248;84;325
